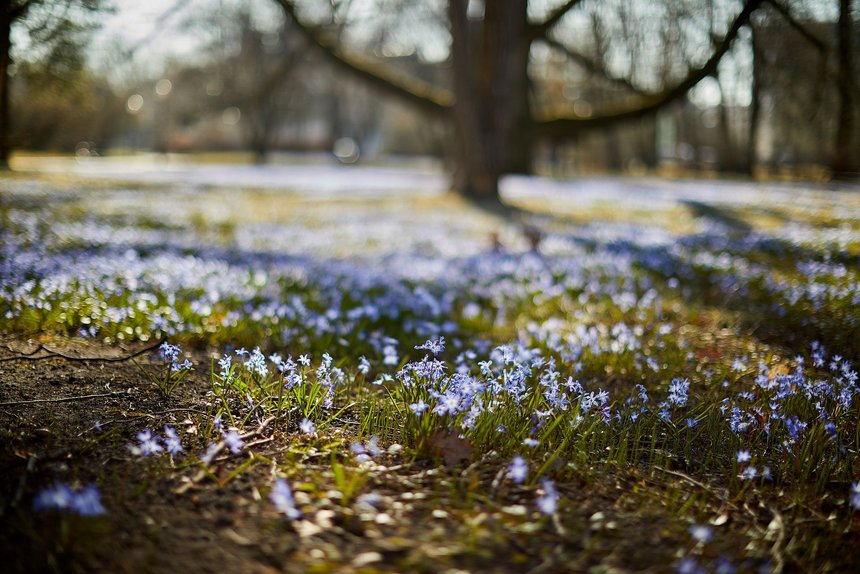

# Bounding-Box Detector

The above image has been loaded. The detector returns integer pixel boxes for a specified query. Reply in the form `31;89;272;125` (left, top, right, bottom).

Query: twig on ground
243;437;275;449
77;407;210;436
0;390;131;407
176;416;276;494
0;338;164;363
767;506;787;573
3;342;47;357
652;465;738;510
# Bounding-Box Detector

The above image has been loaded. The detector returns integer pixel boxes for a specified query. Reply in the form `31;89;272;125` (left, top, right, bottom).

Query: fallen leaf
429;428;473;468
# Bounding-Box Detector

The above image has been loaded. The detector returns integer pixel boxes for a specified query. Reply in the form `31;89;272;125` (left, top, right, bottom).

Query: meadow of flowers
1;170;858;572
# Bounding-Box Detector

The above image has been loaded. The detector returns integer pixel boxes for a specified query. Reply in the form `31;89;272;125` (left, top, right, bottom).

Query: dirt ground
2;339;855;574
0;338;645;574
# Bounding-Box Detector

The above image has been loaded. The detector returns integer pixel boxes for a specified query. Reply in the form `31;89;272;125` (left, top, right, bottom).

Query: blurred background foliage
1;0;857;184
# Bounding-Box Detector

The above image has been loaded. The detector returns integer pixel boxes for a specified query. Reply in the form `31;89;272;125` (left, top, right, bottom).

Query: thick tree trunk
832;0;857;179
449;0;531;201
278;0;764;200
0;9;11;171
746;23;761;177
711;73;746;173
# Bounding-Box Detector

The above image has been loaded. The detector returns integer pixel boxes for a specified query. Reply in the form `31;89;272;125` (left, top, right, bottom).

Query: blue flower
355;492;382;509
351;436;381;461
364;435;382;456
160;342;191;372
201;442;219;465
740;466;758;481
688;524;713;543
667;378;690;407
223;430;244;455
415;337;445;355
358;356;371;374
432;391;461;416
34;482;105;516
676;557;704;574
270;478;301;520
536;478;559;515
784;416;807;443
245;347;268;378
715;556;736;574
159;341;180;362
382;344;399;366
851;482;860;510
299;418;317;435
130;429;163;457
507;455;528;484
736;450;751;463
70;485;106;516
33;482;75;511
409;399;429;415
163;425;183;455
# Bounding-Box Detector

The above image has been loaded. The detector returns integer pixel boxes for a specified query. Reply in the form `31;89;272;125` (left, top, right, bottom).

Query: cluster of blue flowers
159;342;192;372
129;426;184;457
33;482;106;516
5;177;859;571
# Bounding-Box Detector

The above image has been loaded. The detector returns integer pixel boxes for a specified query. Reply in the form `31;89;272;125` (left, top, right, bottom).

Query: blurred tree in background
0;0;109;168
275;0;858;199
1;0;856;189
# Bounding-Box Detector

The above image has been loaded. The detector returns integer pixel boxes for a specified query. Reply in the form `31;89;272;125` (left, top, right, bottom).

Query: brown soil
0;338;788;574
0;339;582;574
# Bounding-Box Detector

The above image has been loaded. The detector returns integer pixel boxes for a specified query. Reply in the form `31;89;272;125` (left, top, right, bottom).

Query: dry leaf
429;428;473;468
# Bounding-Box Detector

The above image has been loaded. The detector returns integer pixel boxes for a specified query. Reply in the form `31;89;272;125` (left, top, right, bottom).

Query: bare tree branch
249;43;306;109
529;0;586;40
765;0;827;52
274;0;453;117
125;0;193;58
535;0;763;137
540;36;653;97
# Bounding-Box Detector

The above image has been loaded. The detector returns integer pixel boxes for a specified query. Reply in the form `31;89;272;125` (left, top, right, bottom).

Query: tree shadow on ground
680;200;752;234
537;198;857;359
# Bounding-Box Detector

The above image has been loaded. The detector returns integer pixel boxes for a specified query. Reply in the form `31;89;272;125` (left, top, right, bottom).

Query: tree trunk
448;0;531;201
278;0;765;200
746;23;761;177
716;86;736;172
0;8;12;170
832;0;856;178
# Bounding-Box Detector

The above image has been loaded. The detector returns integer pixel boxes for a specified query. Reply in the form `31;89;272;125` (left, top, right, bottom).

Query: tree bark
832;0;856;178
449;0;531;200
276;0;764;200
746;23;761;177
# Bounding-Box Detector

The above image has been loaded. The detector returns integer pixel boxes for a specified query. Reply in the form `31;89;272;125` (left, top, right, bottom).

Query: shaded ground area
0;343;803;574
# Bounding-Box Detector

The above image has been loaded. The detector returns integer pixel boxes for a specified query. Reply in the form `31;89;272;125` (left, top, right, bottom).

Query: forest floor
1;164;859;573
